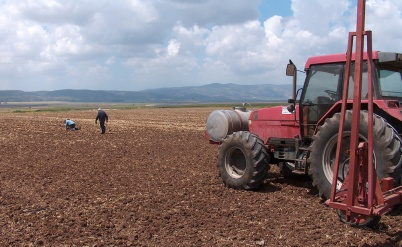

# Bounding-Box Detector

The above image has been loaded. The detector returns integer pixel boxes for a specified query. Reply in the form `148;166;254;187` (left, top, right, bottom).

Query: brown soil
0;108;401;246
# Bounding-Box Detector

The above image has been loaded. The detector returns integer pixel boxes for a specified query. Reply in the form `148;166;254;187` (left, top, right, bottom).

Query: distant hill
0;83;292;103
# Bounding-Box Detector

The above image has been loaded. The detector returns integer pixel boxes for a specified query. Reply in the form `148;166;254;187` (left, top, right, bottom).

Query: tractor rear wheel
308;110;402;200
217;131;270;189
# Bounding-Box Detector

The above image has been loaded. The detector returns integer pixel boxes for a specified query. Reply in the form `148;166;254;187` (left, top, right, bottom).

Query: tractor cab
286;52;402;139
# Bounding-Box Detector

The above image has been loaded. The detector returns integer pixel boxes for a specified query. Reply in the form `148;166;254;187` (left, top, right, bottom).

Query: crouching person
64;119;80;130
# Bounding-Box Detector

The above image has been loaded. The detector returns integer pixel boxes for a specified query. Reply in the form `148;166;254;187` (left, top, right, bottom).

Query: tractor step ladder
293;146;309;174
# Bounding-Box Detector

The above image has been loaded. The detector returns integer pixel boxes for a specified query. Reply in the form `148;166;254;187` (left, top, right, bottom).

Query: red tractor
206;51;402;202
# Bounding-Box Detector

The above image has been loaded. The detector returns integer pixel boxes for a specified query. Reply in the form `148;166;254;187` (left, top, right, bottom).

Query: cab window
303;64;342;105
347;62;369;99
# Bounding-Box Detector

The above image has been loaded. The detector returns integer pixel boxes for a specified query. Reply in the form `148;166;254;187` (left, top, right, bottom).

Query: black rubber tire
308;110;402;199
217;131;270;190
336;209;381;228
279;162;296;179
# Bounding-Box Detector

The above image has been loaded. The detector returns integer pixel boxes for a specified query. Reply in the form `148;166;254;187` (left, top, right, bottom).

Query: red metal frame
327;0;402;225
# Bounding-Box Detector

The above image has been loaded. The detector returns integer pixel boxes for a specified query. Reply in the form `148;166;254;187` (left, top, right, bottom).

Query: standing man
95;108;109;134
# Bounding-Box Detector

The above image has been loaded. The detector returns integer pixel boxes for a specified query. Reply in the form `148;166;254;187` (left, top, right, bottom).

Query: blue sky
259;0;292;21
0;0;401;92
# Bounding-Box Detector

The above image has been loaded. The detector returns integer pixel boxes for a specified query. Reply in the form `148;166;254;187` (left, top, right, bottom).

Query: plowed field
0;107;401;246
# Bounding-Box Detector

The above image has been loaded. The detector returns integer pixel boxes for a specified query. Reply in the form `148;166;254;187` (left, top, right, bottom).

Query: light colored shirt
65;119;75;126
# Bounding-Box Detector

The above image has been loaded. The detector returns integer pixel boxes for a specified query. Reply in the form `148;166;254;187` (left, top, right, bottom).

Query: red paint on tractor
304;52;379;69
249;106;300;142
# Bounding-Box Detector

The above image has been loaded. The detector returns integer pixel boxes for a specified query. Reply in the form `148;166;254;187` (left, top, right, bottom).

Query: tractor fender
314;100;402;135
314;102;343;134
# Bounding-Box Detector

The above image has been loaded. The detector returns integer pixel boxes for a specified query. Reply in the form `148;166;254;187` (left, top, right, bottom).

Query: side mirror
288;99;295;104
286;63;296;76
287;104;295;113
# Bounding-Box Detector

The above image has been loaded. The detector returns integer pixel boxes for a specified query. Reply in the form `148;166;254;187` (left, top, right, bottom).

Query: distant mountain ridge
0;83;292;103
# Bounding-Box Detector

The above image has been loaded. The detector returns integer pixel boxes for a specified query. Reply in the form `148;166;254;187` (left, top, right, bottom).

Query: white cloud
366;0;402;50
106;56;115;65
167;39;181;57
0;0;401;91
86;64;108;76
128;0;159;23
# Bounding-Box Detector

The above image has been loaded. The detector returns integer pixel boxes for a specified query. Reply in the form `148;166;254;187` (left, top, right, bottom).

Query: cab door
299;63;343;137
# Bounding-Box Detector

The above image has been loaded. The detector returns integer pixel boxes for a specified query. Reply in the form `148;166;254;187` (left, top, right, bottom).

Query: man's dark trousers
100;121;106;134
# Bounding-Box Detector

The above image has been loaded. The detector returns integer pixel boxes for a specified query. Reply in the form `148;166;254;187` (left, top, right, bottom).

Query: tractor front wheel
217;131;270;190
279;162;296;179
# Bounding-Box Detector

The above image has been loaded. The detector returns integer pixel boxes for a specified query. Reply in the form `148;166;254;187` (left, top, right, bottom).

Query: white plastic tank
206;107;251;142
